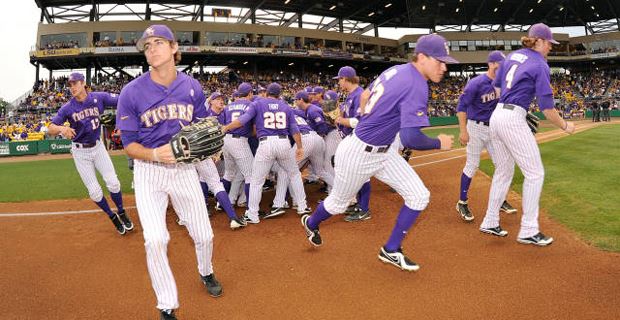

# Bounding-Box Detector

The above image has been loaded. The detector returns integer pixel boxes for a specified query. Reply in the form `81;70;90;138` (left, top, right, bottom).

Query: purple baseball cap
313;86;325;94
487;50;506;63
295;91;309;101
209;92;223;101
68;72;85;83
414;34;459;64
232;91;239;98
528;23;559;44
267;83;281;96
237;82;252;96
136;24;176;51
324;90;338;101
305;86;314;93
332;66;357;79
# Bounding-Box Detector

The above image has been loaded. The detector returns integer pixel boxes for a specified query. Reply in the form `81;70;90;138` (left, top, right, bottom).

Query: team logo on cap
145;26;155;36
190;89;194;97
417;111;425;117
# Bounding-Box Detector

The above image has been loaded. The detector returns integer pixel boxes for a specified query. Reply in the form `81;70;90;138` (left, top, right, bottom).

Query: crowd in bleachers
40;41;80;50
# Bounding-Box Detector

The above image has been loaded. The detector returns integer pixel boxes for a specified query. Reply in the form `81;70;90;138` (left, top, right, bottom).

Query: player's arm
535;65;575;134
100;92;119;107
456;84;473;146
48;107;76;139
358;89;371;115
288;109;304;161
121;133;175;164
400;127;452;151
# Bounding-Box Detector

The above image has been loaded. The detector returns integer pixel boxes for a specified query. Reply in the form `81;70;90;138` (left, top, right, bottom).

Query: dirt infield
1;122;619;320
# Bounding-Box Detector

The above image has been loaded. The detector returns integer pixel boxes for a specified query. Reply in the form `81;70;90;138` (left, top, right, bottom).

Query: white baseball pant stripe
323;130;342;177
324;135;430;215
274;131;334;207
71;141;120;202
247;136;307;219
222;135;254;184
462;120;500;178
134;160;214;310
195;158;225;194
481;104;544;238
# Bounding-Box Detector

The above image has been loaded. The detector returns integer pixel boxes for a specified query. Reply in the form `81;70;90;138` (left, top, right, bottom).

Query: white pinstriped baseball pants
71;141;120;202
462;120;504;179
195;158;225;194
323;130;342;177
324;134;430;215
134;160;214;310
222;134;254;184
481;104;544;238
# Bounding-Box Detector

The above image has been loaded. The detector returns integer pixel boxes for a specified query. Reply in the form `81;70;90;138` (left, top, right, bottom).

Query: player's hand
438;134;454;151
295;147;304;162
564;121;575;134
221;125;229;134
459;130;469;146
62;127;76;139
154;145;176;164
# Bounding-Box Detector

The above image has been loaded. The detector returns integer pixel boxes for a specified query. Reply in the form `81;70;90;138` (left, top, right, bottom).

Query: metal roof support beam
504;0;529;26
146;3;151;21
339;18;344;32
354;23;375;35
320;18;339;31
602;0;620;30
322;0;382;31
35;0;53;23
467;0;487;32
239;0;266;24
282;3;316;27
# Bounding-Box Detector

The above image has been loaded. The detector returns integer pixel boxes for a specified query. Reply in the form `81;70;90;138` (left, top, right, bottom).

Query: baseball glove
526;112;540;134
322;99;339;126
99;112;116;126
402;148;412;162
169;117;225;164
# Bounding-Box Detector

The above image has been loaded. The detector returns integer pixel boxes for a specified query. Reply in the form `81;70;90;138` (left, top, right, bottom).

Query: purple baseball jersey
355;63;430;146
493;48;554;111
456;74;498;122
221;98;253;137
305;104;333;135
293;114;313;133
237;97;299;138
205;107;220;118
338;86;363;136
116;72;207;148
52;92;118;144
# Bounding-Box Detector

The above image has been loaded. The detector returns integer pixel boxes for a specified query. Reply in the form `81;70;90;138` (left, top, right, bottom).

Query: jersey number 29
264;112;287;129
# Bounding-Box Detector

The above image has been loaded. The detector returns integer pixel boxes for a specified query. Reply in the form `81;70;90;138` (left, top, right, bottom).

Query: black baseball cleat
378;247;420;272
117;210;134;231
160;309;177;320
264;207;286;219
344;209;371;222
201;273;223;297
456;201;474;222
517;232;554;246
479;226;508;237
500;201;517;214
229;217;247;230
110;214;126;235
301;214;322;247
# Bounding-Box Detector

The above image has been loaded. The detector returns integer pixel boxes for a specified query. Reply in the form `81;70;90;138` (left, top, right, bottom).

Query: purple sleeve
121;130;138;146
400;127;440;150
51;105;68;125
535;64;555;110
493;63;504;88
100;92;119;107
237;103;256;125
116;88;140;131
456;82;474;113
400;82;430;128
192;85;208;120
288;109;300;135
308;108;330;135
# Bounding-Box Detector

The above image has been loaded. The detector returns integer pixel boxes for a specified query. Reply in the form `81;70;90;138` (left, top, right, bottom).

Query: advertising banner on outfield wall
179;46;202;53
0;143;9;157
9;141;38;156
35;48;81;57
215;47;257;54
49;140;72;154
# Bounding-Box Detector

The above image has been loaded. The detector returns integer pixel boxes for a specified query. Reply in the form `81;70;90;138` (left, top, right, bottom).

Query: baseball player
305;87;341;183
479;23;575;246
116;25;222;320
219;83;255;217
222;83;311;224
301;34;456;272
48;72;132;235
267;91;334;217
455;51;517;222
332;66;372;222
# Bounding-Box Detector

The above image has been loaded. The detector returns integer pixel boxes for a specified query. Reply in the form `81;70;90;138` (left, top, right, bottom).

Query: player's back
252;97;294;138
495;48;550;111
223;98;253;136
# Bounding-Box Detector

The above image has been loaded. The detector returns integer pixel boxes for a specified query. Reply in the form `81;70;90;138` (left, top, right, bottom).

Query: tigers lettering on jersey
72;107;101;122
140;104;194;128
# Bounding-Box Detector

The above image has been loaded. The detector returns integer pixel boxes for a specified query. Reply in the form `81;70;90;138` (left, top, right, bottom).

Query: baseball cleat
456;201;474;222
230;217;247;230
344;204;359;214
344;210;371;222
160;309;177;320
214;202;223;211
517;232;554;246
243;212;260;224
301;214;322;247
201;273;223;297
297;207;312;215
110;214;126;235
479;226;508;237
378;247;420;272
264;207;286;219
500;201;518;214
117;210;134;231
236;202;247;208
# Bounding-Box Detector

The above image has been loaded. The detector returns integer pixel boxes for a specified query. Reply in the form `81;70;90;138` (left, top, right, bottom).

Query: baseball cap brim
549;39;559;45
435;56;459;64
332;76;340;79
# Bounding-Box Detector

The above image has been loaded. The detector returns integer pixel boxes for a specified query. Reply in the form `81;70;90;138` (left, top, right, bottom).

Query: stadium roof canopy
34;0;620;34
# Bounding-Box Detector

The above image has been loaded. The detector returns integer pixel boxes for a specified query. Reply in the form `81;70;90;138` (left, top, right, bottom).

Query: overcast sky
0;2;588;103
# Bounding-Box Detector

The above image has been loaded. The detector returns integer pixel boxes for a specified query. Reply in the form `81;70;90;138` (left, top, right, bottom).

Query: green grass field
479;124;620;251
0;155;135;202
423;126;555;149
